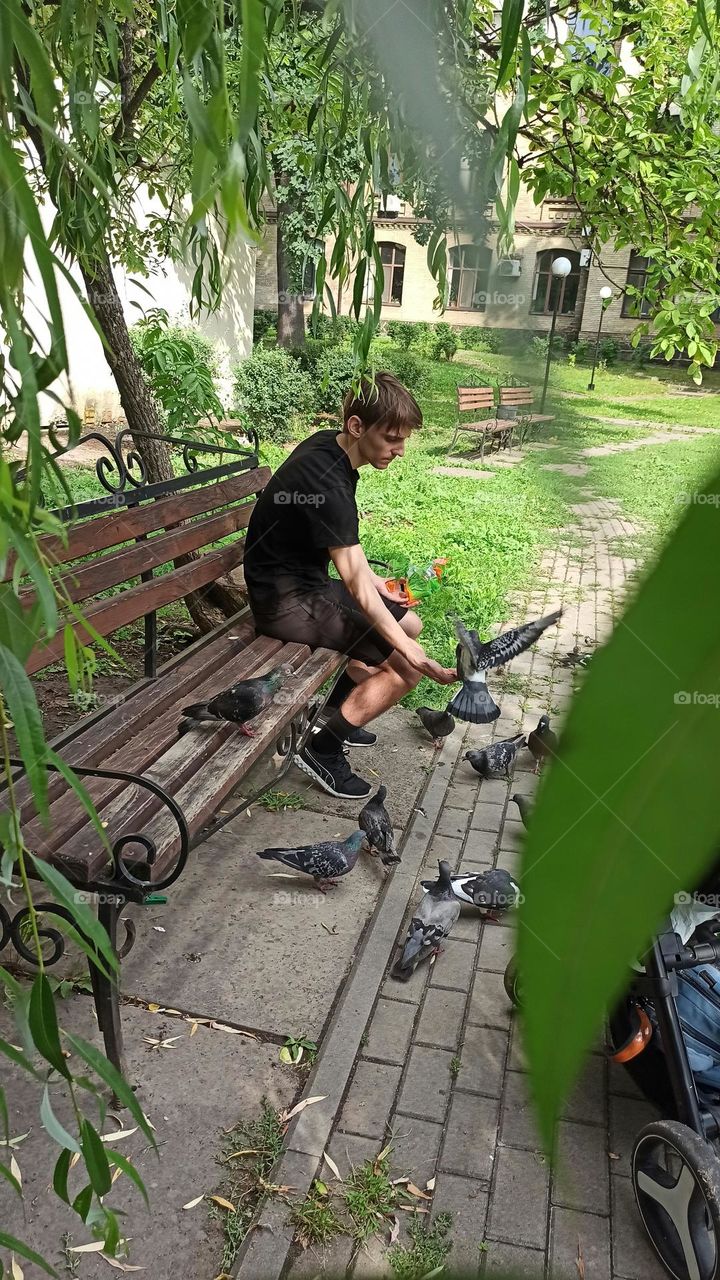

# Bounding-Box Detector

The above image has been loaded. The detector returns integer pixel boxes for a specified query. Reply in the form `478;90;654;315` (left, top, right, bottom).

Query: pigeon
255;830;365;892
178;663;291;736
527;714;558;774
421;868;520;918
448;610;562;724
391;860;460;981
358;786;400;866
511;793;532;828
415;706;455;749
464;733;526;780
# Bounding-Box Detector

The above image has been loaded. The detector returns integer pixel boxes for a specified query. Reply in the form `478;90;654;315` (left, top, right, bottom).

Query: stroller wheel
503;957;522;1009
632;1119;720;1280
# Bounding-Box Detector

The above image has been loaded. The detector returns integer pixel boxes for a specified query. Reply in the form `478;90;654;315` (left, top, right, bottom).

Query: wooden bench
448;386;513;460
497;386;555;445
1;429;345;1075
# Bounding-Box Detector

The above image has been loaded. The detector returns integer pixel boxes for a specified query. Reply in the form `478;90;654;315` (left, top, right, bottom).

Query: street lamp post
587;286;614;391
540;255;572;413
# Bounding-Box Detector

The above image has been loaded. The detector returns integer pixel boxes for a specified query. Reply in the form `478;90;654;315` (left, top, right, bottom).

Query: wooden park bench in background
497;385;555;445
0;429;346;1076
448;386;514;460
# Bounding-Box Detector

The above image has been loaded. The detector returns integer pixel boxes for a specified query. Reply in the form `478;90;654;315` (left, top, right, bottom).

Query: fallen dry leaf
142;1035;183;1050
320;922;338;935
101;1128;138;1144
147;1003;161;1013
11;1256;24;1280
397;1204;429;1214
426;1176;436;1192
152;926;166;933
391;1177;410;1187
182;1194;205;1210
210;1022;258;1039
111;1167;123;1185
608;1151;620;1160
10;1154;21;1190
0;1131;30;1150
280;1096;327;1124
99;1257;145;1272
406;1182;432;1201
429;953;437;966
323;1152;341;1180
69;1242;105;1253
189;1021;199;1037
389;1216;400;1245
226;1149;260;1161
576;1237;585;1280
256;1177;295;1194
376;1141;394;1165
210;1195;237;1212
70;1152;81;1170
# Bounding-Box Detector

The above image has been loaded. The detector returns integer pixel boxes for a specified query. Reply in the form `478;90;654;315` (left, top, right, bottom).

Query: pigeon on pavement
465;733;526;780
511;793;532;828
527;714;558;773
255;830;365;892
391;860;460;981
421;867;520;918
359;785;400;866
448;610;562;724
179;663;291;736
415;706;455;749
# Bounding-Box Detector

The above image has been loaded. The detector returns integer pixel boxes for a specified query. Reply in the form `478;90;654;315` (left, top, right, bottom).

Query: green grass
211;1099;285;1274
389;1212;453;1280
343;1155;397;1245
290;1183;343;1247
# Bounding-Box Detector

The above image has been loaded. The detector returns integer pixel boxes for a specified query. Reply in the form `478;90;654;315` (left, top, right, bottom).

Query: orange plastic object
610;1006;653;1063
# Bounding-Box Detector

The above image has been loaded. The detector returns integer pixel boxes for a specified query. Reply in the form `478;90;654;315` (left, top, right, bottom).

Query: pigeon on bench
255;830;365;892
527;714;558;774
448;610;562;725
465;733;526;780
422;867;520;920
391;860;460;981
415;706;455;749
359;786;400;866
178;663;291;736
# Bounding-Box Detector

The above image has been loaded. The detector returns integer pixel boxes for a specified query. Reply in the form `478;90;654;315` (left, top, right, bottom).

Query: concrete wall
16;189;256;426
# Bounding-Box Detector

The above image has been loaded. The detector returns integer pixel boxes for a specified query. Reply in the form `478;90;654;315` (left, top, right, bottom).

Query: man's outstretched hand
402;639;457;685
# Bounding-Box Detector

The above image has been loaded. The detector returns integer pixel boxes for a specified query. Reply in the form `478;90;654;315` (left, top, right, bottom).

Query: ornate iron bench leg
89;898;127;1082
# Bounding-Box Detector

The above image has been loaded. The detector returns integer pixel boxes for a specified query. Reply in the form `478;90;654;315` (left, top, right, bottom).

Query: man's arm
330;544;456;685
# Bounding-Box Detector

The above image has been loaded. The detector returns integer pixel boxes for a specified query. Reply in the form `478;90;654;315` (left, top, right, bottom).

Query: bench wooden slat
499;386;534;405
457;388;495;411
26;541;247;674
23;635;285;874
3;467;270;582
28;504;254;608
144;645;342;880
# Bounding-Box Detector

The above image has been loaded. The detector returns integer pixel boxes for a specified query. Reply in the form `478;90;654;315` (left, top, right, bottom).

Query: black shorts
251;579;408;667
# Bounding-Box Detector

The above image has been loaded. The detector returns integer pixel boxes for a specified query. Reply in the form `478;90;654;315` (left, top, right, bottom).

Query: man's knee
401;611;423;640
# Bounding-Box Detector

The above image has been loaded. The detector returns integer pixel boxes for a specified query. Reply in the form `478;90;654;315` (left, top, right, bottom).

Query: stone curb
231;723;467;1280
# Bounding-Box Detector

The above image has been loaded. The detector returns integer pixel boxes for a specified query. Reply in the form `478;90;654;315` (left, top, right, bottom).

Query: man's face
354;420;414;470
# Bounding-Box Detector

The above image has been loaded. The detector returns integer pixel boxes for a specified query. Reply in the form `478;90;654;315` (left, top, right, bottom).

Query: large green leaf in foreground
519;461;720;1148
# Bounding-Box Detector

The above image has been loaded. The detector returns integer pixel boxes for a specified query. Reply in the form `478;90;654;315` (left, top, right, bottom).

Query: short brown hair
343;371;423;434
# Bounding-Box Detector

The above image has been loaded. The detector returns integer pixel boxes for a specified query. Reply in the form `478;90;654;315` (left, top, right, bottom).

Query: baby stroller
505;898;720;1280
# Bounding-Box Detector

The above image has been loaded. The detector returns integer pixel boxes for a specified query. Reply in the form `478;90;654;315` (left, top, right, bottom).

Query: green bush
232;347;316;443
426;322;458;361
308;313;358;344
380;348;432;397
315;346;358;413
599;336;620;365
454;325;503;353
384;320;418;350
253;310;277;345
129;308;225;432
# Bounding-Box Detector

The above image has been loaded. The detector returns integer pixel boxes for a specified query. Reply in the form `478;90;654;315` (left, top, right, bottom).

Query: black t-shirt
244;430;359;615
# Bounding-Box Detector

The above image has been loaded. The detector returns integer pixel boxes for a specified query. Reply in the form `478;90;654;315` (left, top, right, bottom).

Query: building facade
253;189;670;346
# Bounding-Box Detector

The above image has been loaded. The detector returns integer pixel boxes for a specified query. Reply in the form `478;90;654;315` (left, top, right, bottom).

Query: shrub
232;347;316;443
308;313;358;344
314;346;358;414
129;308;225;432
421;322;458;362
384;319;418;349
380;348;432;397
599;336;619;365
454;325;503;353
253;310;277;345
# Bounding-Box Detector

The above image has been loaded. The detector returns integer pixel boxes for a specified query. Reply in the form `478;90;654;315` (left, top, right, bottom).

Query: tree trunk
80;253;247;632
275;195;306;348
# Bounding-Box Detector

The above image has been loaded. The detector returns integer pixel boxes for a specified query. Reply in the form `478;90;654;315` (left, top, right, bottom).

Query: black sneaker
312;723;377;749
294;743;372;799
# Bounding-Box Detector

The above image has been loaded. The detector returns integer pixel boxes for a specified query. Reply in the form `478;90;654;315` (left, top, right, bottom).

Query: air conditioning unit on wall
497;257;522;278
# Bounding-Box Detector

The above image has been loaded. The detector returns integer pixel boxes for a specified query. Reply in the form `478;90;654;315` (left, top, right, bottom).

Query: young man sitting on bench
244;372;457;800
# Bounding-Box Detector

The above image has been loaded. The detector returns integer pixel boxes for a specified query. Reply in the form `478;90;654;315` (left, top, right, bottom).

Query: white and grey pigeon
465;733;526;780
415;706;456;749
358;786;400;866
255;830;365;892
422;867;520;919
391;860;460;981
448;610;562;724
179;663;292;736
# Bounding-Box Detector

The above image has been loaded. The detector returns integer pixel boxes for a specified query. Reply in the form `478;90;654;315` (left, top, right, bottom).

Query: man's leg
341;612;423;726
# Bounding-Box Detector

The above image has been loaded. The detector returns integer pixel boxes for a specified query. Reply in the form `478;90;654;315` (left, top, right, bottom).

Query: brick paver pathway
285;480;668;1280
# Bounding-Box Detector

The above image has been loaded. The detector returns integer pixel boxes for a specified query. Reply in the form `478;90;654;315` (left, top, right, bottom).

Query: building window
622;251;653;318
378;242;405;305
448;244;492;311
302;241;323;299
530;249;581;315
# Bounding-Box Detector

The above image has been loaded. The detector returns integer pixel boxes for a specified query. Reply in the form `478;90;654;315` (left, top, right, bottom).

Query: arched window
378;242;406;305
448;244;492;311
530;249;581;315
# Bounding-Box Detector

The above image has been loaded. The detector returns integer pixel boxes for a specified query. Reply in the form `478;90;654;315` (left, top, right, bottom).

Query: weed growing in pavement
290;1181;343;1246
211;1099;285;1273
389;1211;453;1279
343;1154;397;1245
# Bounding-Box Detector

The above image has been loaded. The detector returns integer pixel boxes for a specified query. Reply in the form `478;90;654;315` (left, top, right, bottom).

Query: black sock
325;670;356;710
312;709;355;755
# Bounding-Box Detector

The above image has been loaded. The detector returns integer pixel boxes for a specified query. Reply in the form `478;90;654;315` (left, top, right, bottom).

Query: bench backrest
498;385;534;407
457;386;495;414
6;430;267;674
